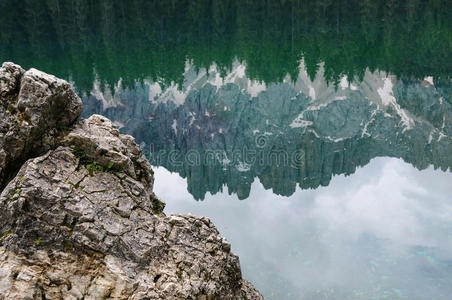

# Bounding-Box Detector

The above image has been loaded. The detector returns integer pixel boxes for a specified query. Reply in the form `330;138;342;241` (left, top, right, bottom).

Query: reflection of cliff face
82;62;452;200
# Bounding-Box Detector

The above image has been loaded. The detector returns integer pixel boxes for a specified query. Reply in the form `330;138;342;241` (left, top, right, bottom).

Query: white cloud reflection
155;158;452;299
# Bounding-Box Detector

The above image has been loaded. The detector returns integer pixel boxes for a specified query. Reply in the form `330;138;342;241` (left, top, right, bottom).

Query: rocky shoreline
0;62;263;299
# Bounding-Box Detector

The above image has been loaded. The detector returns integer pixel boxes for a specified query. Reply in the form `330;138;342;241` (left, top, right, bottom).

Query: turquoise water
1;1;452;298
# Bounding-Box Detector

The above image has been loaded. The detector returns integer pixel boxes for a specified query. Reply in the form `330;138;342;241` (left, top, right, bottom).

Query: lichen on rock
0;63;263;299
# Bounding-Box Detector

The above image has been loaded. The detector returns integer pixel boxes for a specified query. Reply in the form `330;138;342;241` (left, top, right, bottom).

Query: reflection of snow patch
148;82;162;100
148;59;268;105
424;76;434;86
325;136;345;142
189;114;196;127
290;95;349;129
248;80;266;97
91;78;124;110
335;96;347;100
172;119;178;135
208;68;223;88
340;76;349;90
339;76;358;91
225;64;246;83
309;86;316;100
185;69;207;90
204;60;268;97
428;131;434;144
158;83;186;105
308;129;320;138
378;78;395;106
378;77;414;131
361;110;377;137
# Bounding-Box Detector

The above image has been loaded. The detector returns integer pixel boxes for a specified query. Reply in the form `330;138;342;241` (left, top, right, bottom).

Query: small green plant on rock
71;146;125;176
152;198;164;214
72;146;90;165
56;123;69;132
226;266;234;274
86;161;104;175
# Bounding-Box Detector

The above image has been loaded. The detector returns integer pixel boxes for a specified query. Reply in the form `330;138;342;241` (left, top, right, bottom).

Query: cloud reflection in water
156;157;452;299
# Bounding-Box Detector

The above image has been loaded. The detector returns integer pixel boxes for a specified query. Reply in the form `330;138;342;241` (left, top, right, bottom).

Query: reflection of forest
0;0;450;93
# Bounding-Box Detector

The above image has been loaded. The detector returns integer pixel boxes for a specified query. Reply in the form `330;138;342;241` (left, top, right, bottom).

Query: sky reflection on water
157;157;452;299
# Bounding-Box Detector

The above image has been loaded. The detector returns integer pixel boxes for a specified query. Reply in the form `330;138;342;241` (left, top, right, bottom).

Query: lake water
1;1;452;299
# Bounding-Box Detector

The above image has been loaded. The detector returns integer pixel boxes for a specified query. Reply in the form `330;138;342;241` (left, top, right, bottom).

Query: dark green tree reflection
0;0;451;94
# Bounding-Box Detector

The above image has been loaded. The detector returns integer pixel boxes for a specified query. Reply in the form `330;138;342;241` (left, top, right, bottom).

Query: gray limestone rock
0;62;83;189
63;114;156;191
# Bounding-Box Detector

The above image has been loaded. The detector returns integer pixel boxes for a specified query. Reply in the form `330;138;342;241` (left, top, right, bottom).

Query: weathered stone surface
0;62;83;189
64;114;156;191
0;64;263;299
0;247;133;299
0;246;261;300
0;62;24;99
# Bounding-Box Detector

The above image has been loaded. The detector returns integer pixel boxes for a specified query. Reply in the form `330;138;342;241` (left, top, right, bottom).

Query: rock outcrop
0;62;263;299
0;62;82;189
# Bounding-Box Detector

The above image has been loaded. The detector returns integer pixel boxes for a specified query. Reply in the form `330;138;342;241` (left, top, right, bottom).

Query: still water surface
158;158;452;299
1;0;452;298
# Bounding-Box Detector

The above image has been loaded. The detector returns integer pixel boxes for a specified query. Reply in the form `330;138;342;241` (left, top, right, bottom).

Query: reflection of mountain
1;0;451;93
83;62;452;200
